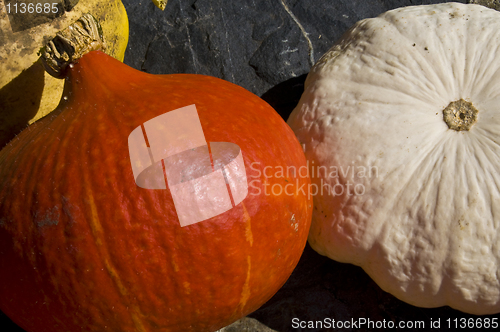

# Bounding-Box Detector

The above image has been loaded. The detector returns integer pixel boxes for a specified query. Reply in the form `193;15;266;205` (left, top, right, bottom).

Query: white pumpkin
288;2;500;315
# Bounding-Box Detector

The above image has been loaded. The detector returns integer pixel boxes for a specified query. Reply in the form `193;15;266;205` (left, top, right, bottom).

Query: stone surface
123;0;471;98
470;0;500;10
3;0;500;331
217;317;278;332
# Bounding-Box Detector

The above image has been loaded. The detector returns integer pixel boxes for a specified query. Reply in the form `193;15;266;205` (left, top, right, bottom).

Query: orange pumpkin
0;20;311;332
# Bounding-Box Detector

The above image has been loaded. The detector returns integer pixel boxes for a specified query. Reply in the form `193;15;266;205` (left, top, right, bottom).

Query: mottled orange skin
0;51;312;332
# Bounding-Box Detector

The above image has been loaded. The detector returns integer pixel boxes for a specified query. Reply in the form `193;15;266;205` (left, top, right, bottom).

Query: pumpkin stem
442;99;478;131
40;13;107;78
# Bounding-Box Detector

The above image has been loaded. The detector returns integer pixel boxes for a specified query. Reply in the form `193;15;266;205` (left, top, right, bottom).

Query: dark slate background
3;0;500;331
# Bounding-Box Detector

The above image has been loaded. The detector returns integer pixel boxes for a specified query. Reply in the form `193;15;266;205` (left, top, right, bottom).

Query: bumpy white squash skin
288;3;500;315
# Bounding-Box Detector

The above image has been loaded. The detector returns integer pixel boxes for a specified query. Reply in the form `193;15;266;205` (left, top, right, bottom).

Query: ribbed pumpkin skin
0;51;312;332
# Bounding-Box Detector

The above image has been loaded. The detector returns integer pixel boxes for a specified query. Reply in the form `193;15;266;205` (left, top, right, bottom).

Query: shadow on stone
260;74;307;122
248;243;488;332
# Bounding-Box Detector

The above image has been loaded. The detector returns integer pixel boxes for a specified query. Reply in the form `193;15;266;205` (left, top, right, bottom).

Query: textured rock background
2;0;500;331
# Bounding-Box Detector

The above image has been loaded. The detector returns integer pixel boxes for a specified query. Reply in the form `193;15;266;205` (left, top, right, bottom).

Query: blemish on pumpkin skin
85;191;103;246
290;213;299;232
35;206;60;227
171;252;180;272
103;259;129;297
183;281;191;294
238;256;251;310
242;202;253;246
103;258;148;332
